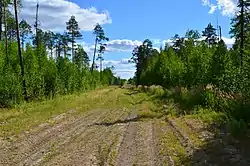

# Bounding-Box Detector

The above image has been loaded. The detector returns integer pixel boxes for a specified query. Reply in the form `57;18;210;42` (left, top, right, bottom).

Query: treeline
0;1;124;107
130;0;250;127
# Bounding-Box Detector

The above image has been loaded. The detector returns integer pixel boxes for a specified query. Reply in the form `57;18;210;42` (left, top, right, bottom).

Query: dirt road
0;87;249;166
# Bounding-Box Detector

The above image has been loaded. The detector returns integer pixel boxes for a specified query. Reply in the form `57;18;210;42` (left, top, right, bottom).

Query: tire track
166;118;194;156
134;121;156;166
115;121;137;166
115;111;138;166
153;119;175;166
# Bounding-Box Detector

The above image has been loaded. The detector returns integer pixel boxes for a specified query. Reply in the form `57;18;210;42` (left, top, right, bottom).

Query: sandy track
1;105;250;165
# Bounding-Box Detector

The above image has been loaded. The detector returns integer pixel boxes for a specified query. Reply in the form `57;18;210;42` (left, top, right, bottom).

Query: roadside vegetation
128;0;250;137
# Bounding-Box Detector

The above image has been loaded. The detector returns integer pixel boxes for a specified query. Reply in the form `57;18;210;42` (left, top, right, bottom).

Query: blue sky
19;0;238;79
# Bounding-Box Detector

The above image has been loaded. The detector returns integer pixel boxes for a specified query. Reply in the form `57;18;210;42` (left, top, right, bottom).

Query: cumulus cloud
80;39;143;54
17;0;111;31
201;0;237;16
105;39;142;52
217;0;237;16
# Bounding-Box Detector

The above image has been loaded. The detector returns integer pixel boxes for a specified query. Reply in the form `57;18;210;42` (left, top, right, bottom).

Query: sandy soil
1;90;250;166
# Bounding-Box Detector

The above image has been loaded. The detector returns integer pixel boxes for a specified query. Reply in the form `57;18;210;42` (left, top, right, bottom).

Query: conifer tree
66;16;82;61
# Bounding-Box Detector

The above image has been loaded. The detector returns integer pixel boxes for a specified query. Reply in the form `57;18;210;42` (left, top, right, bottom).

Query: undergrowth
135;85;250;137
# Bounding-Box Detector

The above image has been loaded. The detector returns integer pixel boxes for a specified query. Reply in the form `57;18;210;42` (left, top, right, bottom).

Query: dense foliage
130;0;250;131
0;1;123;107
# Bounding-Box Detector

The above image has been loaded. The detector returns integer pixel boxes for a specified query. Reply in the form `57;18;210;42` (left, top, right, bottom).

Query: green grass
157;121;189;166
0;86;163;138
0;87;132;138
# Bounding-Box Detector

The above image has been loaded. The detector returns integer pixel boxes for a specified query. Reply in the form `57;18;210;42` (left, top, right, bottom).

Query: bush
148;85;165;96
0;70;22;107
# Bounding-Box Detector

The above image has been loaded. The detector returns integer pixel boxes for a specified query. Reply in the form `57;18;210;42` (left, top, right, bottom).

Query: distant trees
185;29;200;40
131;39;153;86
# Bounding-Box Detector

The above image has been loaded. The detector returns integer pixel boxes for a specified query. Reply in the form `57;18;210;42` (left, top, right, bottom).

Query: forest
0;0;125;107
129;0;250;134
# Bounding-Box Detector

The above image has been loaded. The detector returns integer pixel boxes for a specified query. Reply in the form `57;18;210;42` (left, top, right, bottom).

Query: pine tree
230;0;250;65
74;44;89;70
13;0;28;101
19;19;32;50
96;45;106;79
66;16;82;61
61;32;70;57
53;33;61;58
44;31;55;58
202;23;218;46
185;29;200;40
172;34;185;52
91;24;109;72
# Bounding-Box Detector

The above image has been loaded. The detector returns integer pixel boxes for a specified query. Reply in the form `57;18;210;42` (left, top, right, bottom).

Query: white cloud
162;39;174;45
81;41;95;54
201;0;237;16
217;0;237;16
102;59;135;79
208;4;217;14
105;39;142;52
103;59;133;67
202;0;211;6
17;0;111;31
80;39;143;53
221;37;235;45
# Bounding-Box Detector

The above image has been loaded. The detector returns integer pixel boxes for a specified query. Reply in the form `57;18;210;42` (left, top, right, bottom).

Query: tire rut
115;121;137;166
166;118;194;156
134;121;156;166
115;111;138;166
153;119;175;166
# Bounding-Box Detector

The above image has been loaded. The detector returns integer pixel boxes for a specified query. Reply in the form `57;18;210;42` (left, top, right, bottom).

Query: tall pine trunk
71;35;74;62
240;0;244;66
91;37;98;72
21;34;24;50
14;0;28;101
3;3;8;63
0;0;2;41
